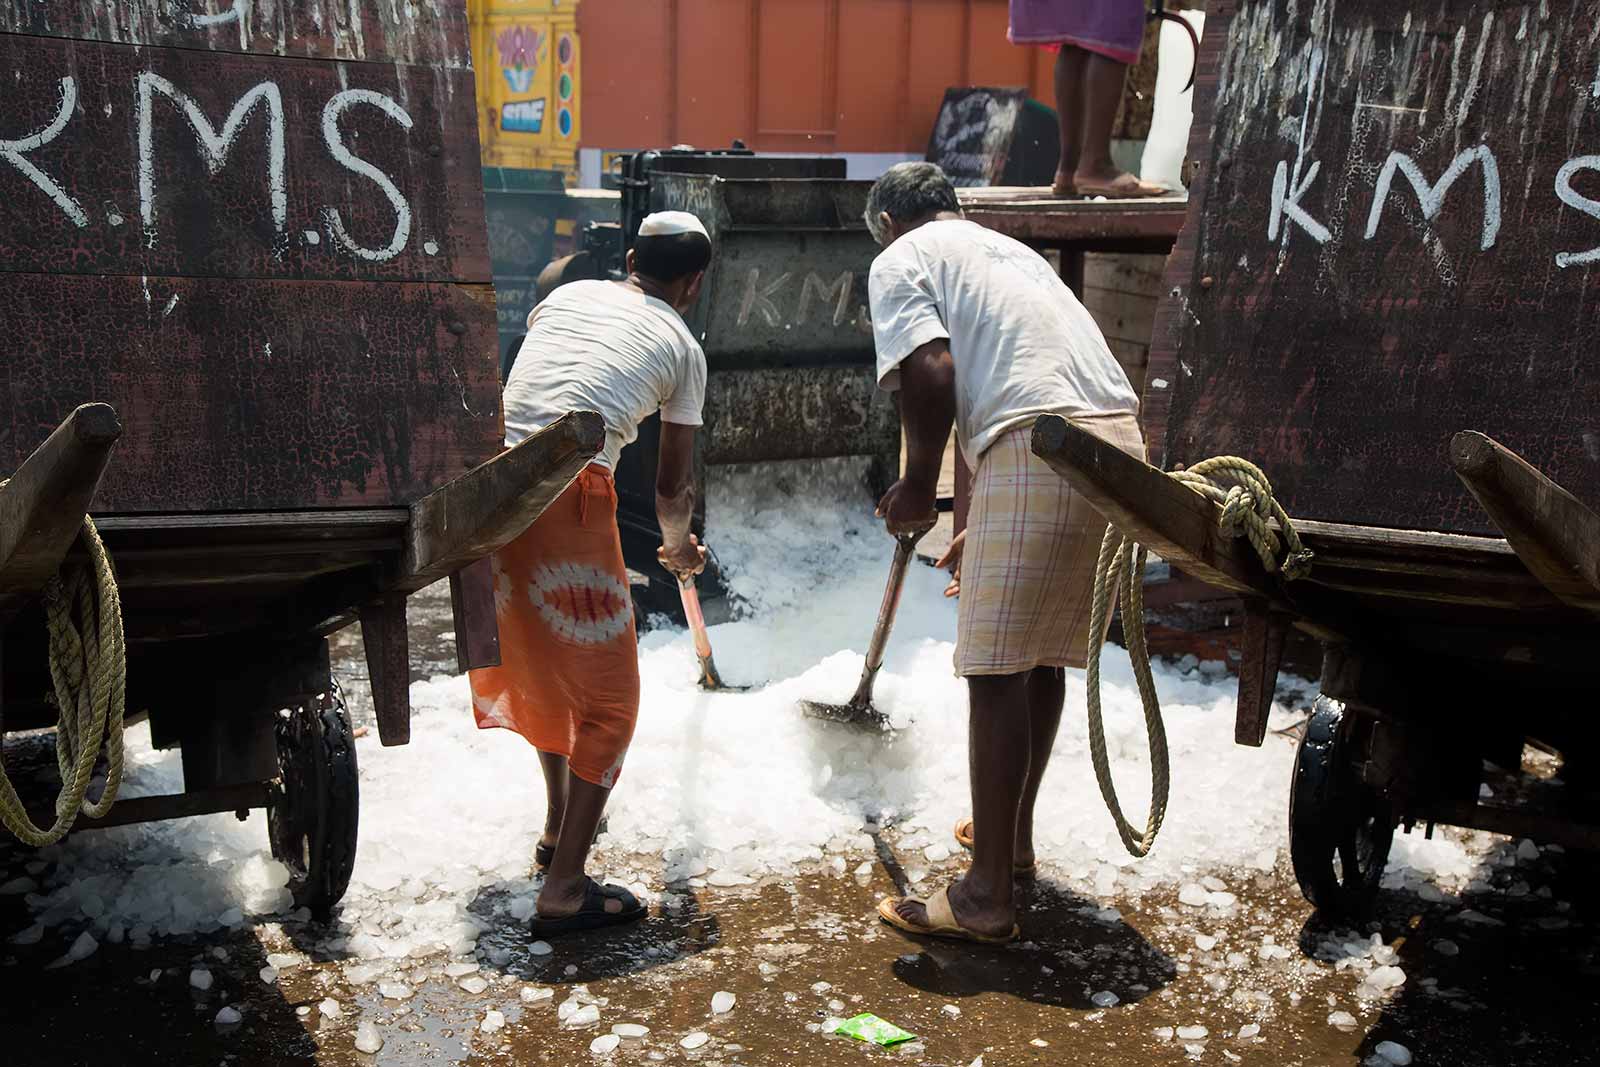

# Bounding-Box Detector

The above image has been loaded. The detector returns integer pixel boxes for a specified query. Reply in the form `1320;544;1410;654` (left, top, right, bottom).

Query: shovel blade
800;699;888;729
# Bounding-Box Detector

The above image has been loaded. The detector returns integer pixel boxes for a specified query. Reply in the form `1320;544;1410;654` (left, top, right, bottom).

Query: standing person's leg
537;777;618;915
1015;666;1066;868
1076;52;1130;186
536;751;569;857
1052;45;1089;194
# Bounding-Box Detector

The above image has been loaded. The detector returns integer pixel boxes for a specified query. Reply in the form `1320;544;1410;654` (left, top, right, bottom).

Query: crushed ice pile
4;461;1485;959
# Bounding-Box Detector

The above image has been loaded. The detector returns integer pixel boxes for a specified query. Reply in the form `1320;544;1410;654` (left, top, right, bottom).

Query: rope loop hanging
1085;456;1311;858
0;517;127;847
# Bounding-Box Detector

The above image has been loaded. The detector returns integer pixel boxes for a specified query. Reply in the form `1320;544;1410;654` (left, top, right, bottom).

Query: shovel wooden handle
677;574;727;690
849;524;933;706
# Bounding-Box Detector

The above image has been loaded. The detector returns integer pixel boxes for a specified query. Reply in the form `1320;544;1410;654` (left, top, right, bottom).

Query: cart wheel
1289;696;1395;920
268;688;359;920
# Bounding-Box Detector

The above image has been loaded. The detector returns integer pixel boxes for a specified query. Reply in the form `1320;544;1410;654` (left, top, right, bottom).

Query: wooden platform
956;187;1189;253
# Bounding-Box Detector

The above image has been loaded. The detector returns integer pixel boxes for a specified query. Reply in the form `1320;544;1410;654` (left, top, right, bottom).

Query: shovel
801;521;935;728
675;572;750;692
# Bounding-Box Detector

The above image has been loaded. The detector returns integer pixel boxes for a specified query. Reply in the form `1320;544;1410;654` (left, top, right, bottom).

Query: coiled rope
1086;456;1313;857
0;517;126;846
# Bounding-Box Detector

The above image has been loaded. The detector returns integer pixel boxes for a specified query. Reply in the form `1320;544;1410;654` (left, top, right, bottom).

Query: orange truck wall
577;0;1052;167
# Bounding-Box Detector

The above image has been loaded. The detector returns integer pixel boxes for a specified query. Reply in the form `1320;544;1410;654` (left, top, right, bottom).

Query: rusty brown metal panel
1151;0;1600;535
0;34;488;282
0;274;502;512
0;0;471;65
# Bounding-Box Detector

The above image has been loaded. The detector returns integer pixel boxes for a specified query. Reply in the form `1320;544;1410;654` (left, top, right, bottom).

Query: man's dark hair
633;232;713;282
865;162;960;245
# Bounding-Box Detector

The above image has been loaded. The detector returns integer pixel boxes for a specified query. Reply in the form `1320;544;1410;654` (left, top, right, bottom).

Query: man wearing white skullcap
470;210;714;936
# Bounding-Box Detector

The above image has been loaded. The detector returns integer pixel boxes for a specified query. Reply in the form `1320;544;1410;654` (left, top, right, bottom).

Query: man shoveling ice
864;163;1146;944
469;211;713;936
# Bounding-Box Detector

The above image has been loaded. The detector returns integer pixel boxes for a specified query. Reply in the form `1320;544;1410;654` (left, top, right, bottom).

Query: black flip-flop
528;878;645;937
534;817;610;870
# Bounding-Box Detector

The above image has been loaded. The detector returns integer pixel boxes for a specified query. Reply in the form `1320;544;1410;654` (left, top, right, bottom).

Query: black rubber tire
1289;696;1395;920
268;688;360;920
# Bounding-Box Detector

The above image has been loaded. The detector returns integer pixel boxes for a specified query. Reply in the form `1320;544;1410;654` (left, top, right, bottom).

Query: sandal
952;818;1037;878
528;878;645;937
1073;172;1170;199
876;885;1018;945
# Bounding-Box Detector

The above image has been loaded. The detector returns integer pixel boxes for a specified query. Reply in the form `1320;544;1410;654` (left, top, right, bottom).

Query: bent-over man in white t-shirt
864;163;1146;945
469;211;712;937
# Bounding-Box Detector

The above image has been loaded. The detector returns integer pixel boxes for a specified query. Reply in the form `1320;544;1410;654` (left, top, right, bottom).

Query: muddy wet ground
2;584;1595;1066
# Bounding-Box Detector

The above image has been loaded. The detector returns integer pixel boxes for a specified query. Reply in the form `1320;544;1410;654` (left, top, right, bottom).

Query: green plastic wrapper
833;1013;917;1047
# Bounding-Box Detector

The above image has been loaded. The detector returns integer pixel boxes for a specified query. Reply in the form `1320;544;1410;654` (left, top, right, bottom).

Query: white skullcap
638;210;709;238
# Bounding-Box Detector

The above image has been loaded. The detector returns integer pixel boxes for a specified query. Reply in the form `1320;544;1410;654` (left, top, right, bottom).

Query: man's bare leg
1074;51;1161;194
1015;667;1065;869
895;672;1029;936
537;776;623;918
1052;46;1089;194
536;750;569;854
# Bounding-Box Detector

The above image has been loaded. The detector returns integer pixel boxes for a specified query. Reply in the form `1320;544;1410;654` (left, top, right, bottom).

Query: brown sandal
877;886;1018;945
952;818;1037;878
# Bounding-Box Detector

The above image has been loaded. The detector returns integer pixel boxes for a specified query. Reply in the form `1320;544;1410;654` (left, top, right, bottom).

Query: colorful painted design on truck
469;0;580;176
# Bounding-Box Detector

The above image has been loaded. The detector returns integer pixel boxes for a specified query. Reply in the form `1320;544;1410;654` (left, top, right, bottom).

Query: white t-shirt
502;280;707;469
868;219;1138;464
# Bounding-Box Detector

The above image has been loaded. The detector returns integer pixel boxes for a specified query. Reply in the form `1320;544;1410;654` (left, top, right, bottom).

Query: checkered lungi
954;413;1146;677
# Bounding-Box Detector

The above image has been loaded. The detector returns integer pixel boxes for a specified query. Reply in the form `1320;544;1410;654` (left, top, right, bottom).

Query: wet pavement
2;583;1596;1067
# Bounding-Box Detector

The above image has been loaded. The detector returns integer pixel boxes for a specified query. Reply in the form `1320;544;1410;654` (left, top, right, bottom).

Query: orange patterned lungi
469;465;640;788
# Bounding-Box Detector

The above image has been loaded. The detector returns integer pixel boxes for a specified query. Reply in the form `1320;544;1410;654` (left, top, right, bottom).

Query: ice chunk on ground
1375;1040;1413;1065
1194;934;1217;952
458;976;489;995
62;931;98;964
1367;966;1406;990
1178;884;1209;906
711;991;736;1014
1091;991;1120;1008
481;1009;506;1033
190;967;213;991
319;999;342;1019
1154;1028;1175;1040
266;952;301;971
1516;839;1540;862
591;1034;621;1055
11;924;44;946
215;1006;241;1027
0;876;38;895
354;1020;384;1054
522;986;555;1003
445;961;480;977
942;1004;961;1017
680;1031;710;1049
1176;1025;1208;1040
613;1023;650;1039
529;940;553;956
379;982;414;1000
1237;1023;1261;1040
1328;1011;1357;1030
564;1004;601;1028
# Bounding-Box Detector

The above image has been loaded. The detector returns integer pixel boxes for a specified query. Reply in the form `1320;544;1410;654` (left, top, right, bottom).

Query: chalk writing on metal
736;267;873;332
184;0;244;28
736;267;791;328
0;75;87;227
1554;156;1600;269
320;89;414;261
1365;146;1502;251
1269;159;1330;245
137;73;286;235
799;271;852;327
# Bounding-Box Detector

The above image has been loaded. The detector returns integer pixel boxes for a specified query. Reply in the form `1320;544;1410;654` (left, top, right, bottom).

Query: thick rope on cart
0;517;127;846
1086;456;1313;858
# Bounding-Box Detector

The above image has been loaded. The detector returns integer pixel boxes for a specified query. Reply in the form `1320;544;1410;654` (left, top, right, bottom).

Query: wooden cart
1034;0;1600;918
0;4;601;915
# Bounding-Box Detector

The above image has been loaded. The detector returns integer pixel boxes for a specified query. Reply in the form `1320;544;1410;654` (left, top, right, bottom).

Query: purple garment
1008;0;1146;64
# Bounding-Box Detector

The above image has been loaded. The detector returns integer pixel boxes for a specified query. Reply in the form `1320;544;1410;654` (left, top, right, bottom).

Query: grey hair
864;161;960;245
